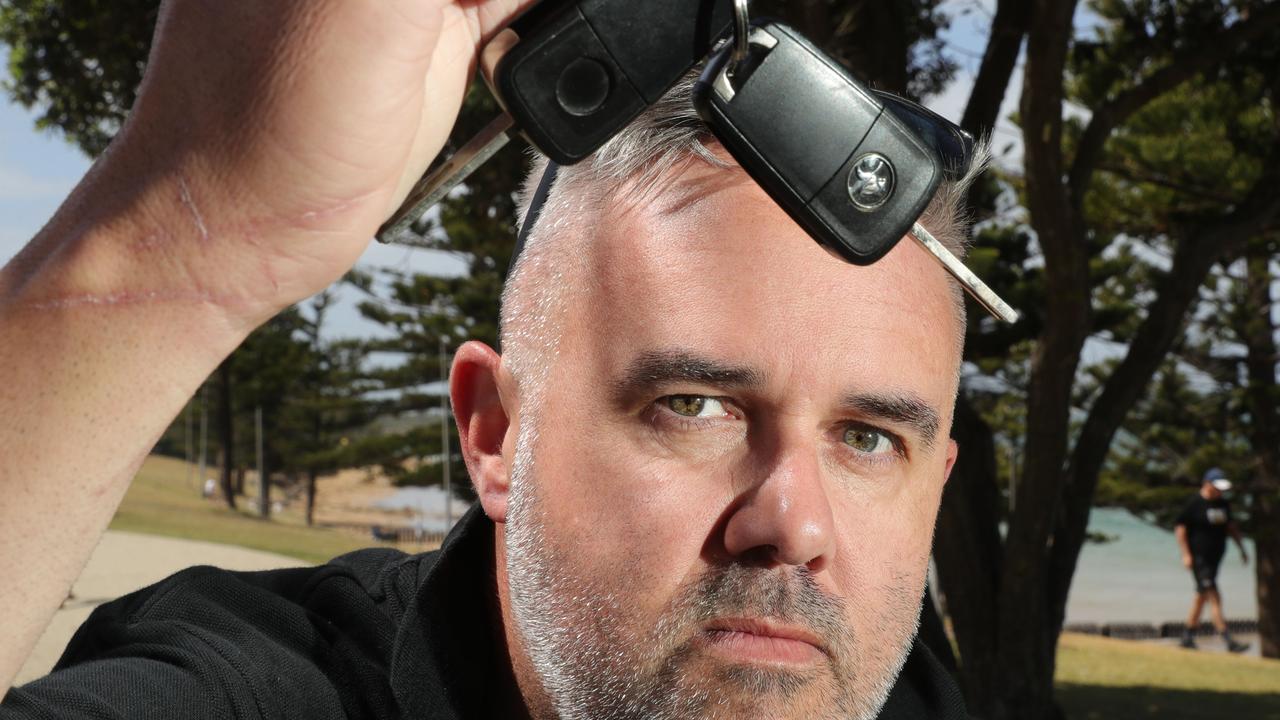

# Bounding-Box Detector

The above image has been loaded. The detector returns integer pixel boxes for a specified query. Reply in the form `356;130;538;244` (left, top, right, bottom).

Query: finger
481;28;521;94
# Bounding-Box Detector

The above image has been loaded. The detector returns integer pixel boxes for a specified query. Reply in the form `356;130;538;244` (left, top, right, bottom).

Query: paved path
1144;633;1264;658
16;531;302;685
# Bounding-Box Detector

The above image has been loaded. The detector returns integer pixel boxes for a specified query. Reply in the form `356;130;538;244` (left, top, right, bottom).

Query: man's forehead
587;159;952;321
558;159;963;406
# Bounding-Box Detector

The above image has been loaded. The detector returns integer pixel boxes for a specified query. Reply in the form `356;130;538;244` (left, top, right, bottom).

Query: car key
693;21;1018;323
378;0;735;243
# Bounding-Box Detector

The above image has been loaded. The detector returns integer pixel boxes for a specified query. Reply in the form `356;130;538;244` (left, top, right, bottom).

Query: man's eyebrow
841;392;942;449
613;350;765;401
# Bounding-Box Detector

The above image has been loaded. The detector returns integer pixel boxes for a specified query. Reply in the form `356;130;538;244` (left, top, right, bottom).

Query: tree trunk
1255;489;1280;659
258;470;271;518
1255;476;1280;659
305;469;318;527
934;396;1004;710
258;407;270;519
1240;244;1280;658
934;3;1034;714
960;0;1031;137
990;1;1087;716
215;362;236;511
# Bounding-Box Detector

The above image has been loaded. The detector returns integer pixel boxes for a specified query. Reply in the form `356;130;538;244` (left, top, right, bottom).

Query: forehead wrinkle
840;392;941;451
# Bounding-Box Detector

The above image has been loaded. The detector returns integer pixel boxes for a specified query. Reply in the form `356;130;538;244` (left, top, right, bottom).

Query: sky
0;1;1083;343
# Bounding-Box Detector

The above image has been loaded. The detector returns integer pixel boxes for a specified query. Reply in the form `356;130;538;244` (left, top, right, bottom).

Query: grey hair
499;70;989;401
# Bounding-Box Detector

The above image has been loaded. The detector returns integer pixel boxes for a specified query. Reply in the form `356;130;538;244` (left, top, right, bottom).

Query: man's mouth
700;617;829;665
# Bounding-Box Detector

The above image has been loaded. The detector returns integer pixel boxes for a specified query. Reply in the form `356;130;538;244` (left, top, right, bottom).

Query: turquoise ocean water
1065;507;1258;624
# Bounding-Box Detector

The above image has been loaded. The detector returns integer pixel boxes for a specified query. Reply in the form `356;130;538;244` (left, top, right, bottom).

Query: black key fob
495;0;734;165
693;21;944;265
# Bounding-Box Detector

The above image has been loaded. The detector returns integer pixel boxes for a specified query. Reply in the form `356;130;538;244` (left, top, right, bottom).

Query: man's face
501;160;962;720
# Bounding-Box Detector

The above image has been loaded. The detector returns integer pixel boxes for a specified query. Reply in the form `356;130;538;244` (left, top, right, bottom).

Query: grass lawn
109;455;419;564
1056;633;1280;720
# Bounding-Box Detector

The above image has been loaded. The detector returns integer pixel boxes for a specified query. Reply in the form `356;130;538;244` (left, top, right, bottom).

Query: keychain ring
732;0;751;66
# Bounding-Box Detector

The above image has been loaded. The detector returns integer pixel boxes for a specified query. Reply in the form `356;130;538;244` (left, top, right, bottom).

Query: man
1175;468;1250;653
0;1;979;717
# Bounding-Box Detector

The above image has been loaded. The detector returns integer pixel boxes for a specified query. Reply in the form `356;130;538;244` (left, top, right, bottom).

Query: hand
1182;553;1193;569
107;0;535;327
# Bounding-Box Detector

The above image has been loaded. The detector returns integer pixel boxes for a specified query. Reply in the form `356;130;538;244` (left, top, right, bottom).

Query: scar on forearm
177;175;211;242
14;185;379;314
22;288;238;312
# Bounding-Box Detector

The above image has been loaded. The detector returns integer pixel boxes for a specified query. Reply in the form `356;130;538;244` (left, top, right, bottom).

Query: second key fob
693;21;944;266
496;0;734;165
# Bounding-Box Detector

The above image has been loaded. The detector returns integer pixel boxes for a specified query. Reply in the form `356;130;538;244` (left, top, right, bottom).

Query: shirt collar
390;504;505;719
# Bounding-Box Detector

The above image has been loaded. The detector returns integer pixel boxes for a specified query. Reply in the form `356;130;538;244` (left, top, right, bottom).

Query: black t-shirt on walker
1176;495;1231;561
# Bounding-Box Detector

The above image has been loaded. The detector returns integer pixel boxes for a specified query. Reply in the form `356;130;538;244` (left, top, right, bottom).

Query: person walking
1175;468;1250;652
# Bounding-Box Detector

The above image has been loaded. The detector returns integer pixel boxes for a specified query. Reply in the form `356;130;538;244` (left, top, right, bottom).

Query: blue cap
1203;467;1232;492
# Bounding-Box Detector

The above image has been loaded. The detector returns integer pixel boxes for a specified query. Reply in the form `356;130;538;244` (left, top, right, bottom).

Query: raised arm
0;0;534;694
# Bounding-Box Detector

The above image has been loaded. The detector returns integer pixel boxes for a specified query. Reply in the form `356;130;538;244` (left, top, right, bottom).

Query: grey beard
503;431;918;720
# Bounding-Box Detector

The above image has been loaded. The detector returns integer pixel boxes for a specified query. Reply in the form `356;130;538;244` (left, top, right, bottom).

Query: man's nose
720;442;836;571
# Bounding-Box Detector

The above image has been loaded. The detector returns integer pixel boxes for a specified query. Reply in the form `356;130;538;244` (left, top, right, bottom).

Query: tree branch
960;0;1032;138
1097;162;1240;205
1066;4;1280;204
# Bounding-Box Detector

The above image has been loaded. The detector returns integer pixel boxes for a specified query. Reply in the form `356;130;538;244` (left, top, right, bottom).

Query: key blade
910;222;1019;324
377;113;517;243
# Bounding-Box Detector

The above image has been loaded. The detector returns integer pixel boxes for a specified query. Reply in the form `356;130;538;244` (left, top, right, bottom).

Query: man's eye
666;395;727;418
843;426;895;454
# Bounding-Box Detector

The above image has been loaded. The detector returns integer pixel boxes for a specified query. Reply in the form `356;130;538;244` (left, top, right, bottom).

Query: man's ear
943;439;959;484
451;341;514;523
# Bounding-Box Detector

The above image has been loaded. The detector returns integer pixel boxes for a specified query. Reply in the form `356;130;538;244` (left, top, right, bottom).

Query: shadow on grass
1058;683;1280;720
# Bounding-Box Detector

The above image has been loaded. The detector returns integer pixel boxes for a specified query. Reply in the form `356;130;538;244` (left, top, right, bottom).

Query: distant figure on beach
1175;468;1250;652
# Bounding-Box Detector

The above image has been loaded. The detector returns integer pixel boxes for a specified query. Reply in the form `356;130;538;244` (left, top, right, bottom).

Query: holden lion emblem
847;153;895;211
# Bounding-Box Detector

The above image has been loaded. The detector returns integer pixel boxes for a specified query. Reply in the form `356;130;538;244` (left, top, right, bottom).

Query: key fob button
557;57;613;116
497;7;644;163
847;153;895;211
497;0;733;165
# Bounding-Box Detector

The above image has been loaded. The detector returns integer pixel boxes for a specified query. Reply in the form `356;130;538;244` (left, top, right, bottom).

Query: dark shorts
1191;555;1222;592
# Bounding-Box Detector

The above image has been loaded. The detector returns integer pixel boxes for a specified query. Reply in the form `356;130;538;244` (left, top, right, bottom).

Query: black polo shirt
1176;494;1232;561
4;507;966;719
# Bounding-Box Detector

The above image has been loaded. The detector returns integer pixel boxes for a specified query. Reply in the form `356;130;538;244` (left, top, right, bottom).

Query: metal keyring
732;0;751;67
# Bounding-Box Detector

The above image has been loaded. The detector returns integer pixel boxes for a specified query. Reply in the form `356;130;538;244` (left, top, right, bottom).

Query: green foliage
0;0;159;155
